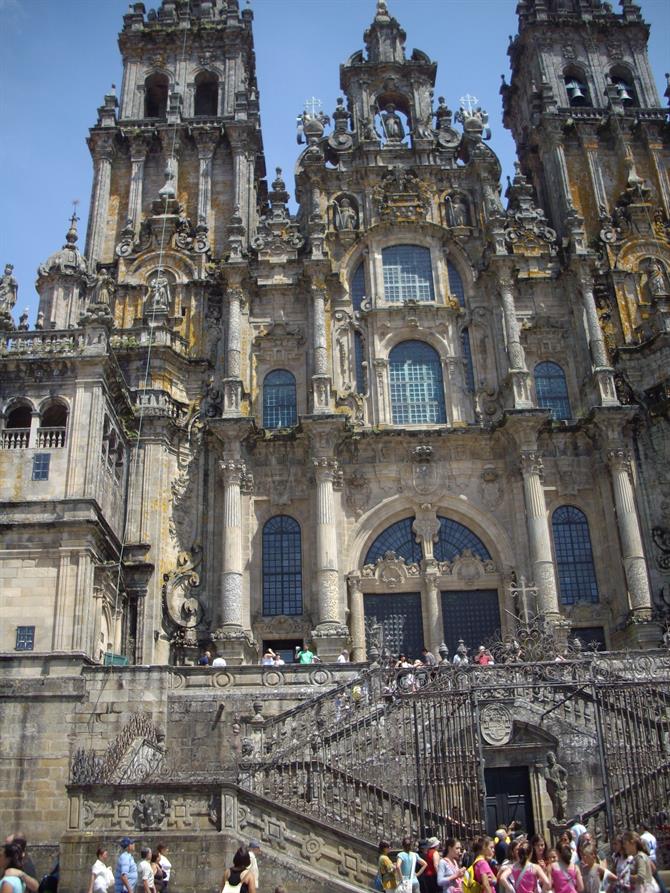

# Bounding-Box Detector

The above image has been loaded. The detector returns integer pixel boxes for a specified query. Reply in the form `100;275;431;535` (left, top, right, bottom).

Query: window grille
447;261;465;307
389;341;446;425
552;505;599;605
262;515;303;616
382;245;434;303
16;626;35;651
441;590;500;655
435;517;491;562
32;453;51;481
263;370;297;429
365;517;422;566
351;262;366;311
354;332;366;395
534;361;571;420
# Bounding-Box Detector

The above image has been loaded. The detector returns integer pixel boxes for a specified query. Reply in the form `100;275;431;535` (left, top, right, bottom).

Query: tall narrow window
365;517;422;566
564;73;590;107
38;401;68;448
262;515;303;616
382;245;434;303
32;454;51;481
461;329;475;393
534;361;571;420
351;261;366;312
447;261;465;307
389;341;446;425
263;370;297;429
144;73;169;118
552;506;599;605
194;71;218;116
354;331;366;395
2;404;32;449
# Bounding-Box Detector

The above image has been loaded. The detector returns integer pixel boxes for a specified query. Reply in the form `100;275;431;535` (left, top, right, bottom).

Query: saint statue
148;273;170;312
644;259;669;298
446;193;470;227
334;197;358;231
381;103;405;141
544;751;568;823
93;269;114;305
0;264;18;314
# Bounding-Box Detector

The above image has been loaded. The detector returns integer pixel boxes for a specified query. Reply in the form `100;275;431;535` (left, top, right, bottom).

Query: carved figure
334;197;358;231
93;268;114;305
446;194;470;227
361;117;379;141
148;273;170;312
413;109;435;141
0;264;18;313
544;751;568;822
435;96;452;130
644;259;669;298
381;103;405;141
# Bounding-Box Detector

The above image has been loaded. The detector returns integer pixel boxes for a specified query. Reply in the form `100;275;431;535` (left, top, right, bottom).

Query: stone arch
562;64;593;107
125;250;198;285
144;71;170;118
608;64;638;106
193;70;219;117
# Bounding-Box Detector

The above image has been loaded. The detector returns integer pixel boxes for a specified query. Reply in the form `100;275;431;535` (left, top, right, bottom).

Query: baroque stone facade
1;0;670;881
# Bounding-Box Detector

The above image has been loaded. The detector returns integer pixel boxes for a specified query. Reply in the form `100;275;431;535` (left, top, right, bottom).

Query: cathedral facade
1;2;670;879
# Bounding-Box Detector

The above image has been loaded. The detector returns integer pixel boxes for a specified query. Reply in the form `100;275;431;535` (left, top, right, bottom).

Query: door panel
364;593;423;660
441;589;501;655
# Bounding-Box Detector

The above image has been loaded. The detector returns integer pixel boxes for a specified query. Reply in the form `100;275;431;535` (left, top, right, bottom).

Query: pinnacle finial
376;0;389;15
65;200;80;246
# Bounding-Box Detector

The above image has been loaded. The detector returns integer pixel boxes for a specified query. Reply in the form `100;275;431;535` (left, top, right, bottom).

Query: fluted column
578;271;618;406
128;134;150;233
313;457;341;627
220;459;245;629
499;271;533;409
194;131;219;227
581;133;607;212
347;573;366;662
223;287;243;415
607;448;652;615
86;136;115;265
520;451;560;619
422;561;443;656
311;287;331;412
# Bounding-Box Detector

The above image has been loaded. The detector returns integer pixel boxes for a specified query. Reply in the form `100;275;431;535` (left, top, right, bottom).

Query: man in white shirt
211;655;226;667
640;823;657;862
337;650;349;663
248;839;261;890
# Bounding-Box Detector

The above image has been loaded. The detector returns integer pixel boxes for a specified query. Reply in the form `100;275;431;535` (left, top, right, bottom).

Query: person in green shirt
296;643;314;664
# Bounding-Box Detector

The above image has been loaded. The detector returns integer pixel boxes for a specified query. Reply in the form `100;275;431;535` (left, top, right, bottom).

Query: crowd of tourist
375;824;665;893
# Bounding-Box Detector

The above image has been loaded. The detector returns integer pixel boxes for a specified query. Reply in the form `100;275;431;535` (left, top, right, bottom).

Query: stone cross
459;94;479;114
304;97;322;117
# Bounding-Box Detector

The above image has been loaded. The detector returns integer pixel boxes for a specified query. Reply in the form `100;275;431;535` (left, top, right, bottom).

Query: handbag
396;880;413;893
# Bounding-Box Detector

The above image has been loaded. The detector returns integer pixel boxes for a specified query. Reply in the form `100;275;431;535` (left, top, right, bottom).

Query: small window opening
194;72;218;117
145;74;169;118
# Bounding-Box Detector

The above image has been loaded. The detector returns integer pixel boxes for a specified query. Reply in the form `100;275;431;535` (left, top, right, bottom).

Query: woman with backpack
550;845;584;893
511;843;550;893
396;837;427;893
221;847;256;893
464;838;497;893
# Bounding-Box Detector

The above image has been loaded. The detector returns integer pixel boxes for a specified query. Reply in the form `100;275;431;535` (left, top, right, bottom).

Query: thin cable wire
109;23;191;642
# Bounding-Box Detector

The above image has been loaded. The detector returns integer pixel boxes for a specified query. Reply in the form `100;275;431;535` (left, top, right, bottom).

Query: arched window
552;506;599;605
351;261;366;312
365;517;422;566
389;341;446;425
610;71;637;106
354;331;366;395
461;329;475;393
564;72;590;107
2;403;32;450
263;370;297;429
144;73;169;118
435;516;491;562
534;361;571;420
382;245;434;303
262;515;303;616
38;401;68;448
447;261;465;307
194;71;218;116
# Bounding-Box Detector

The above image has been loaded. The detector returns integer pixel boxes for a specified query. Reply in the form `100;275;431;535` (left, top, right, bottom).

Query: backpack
463;856;486;893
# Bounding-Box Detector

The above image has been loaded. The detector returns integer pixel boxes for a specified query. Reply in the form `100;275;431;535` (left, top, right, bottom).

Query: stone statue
435;96;452;130
201;378;223;418
0;264;18;314
334;197;358;231
544;751;568;822
446;193;470;227
644;259;669;298
413;109;435;141
93;268;114;305
148;273;170;312
381;103;405;141
361;116;379;141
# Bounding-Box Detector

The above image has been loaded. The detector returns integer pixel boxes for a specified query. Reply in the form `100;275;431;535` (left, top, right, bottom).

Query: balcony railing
36;427;67;448
1;428;30;449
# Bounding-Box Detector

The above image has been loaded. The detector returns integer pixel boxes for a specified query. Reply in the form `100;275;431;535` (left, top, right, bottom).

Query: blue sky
0;0;668;323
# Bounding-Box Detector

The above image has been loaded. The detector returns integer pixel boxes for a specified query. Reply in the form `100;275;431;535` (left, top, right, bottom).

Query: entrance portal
484;766;534;835
364;592;423;659
442;589;500;654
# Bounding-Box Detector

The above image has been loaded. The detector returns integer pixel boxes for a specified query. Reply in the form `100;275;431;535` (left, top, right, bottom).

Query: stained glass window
552;505;599;605
461;329;475;393
354;331;366;395
262;515;303;616
263;369;297;429
534;362;571;420
382;245;434;303
389;341;446;425
435;517;491;562
351;261;366;311
447;261;465;307
364;517;422;566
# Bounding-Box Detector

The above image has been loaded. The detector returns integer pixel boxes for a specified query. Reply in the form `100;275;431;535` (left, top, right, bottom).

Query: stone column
578;271;618;406
194;131;219;228
347;573;366;662
311;287;331;412
86;135;115;265
373;358;390;423
581;132;607;212
223;286;243;415
647;139;670;215
128;134;150;233
313;457;341;626
91;587;104;661
606;448;653;616
422;560;443;656
520;451;560;620
498;271;533;409
220;459;244;629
